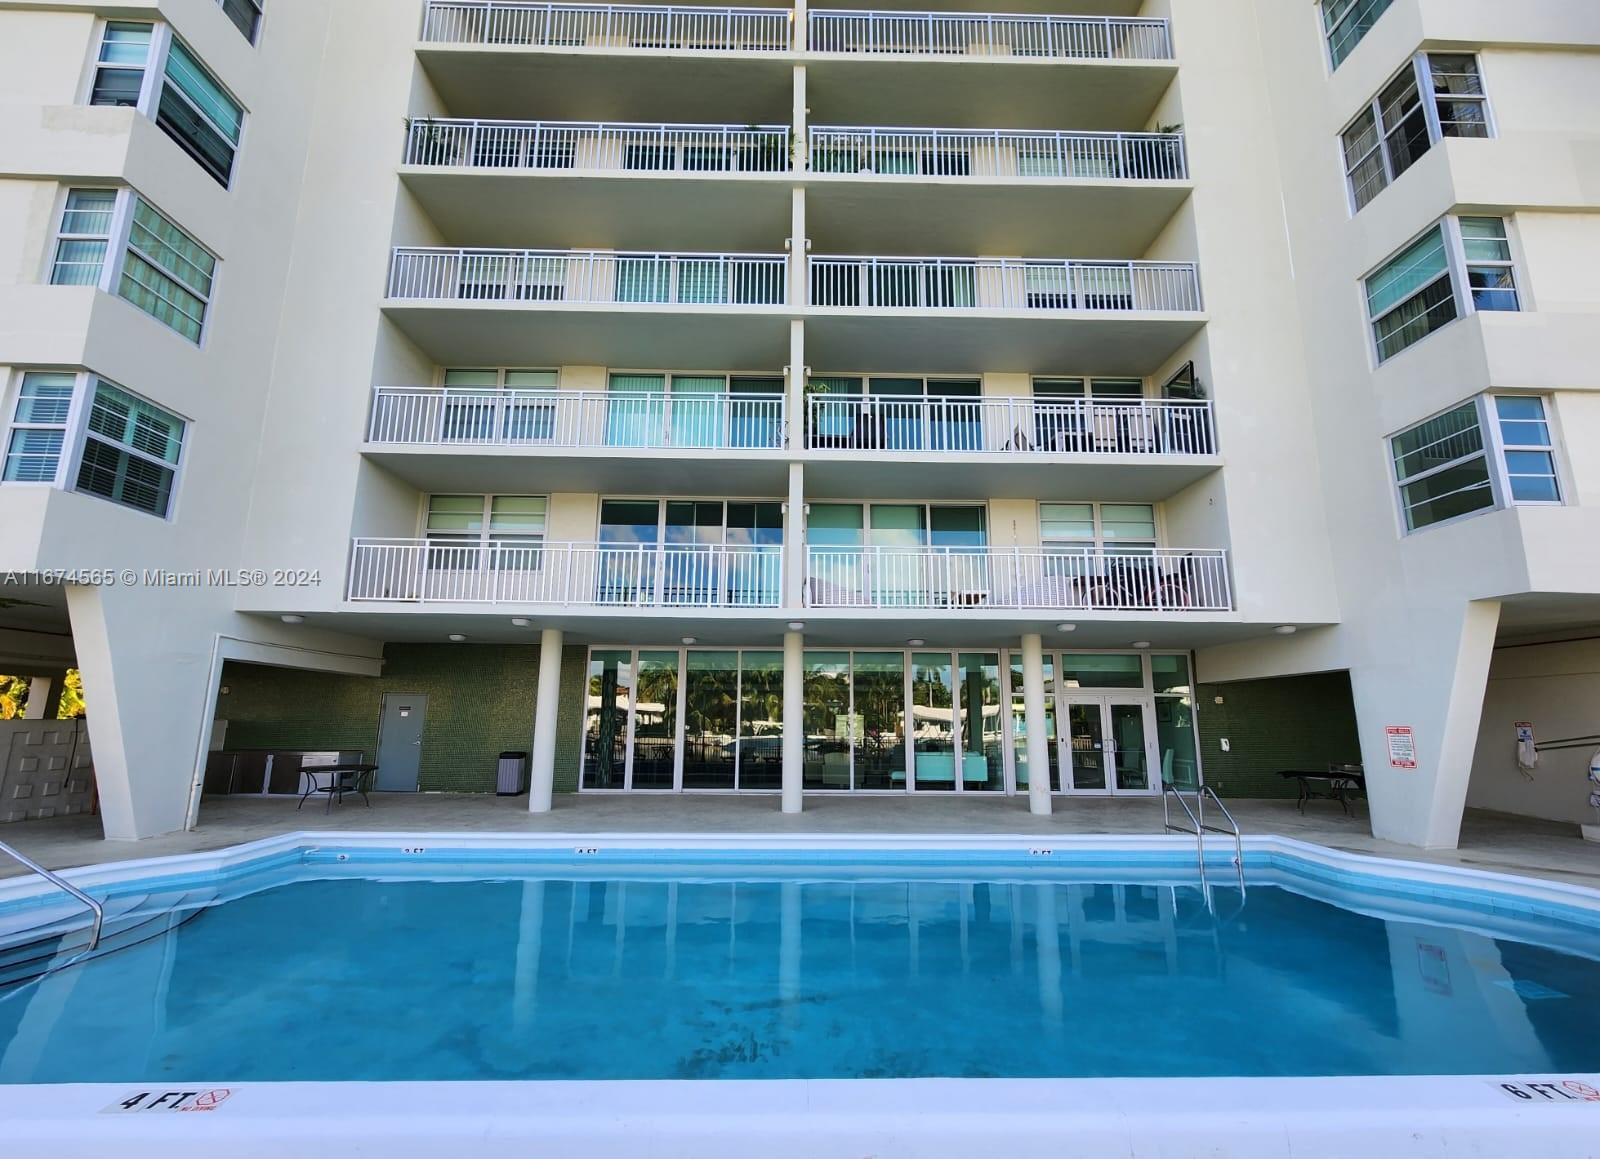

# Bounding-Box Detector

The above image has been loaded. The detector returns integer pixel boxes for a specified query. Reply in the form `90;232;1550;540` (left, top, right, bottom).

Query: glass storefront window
738;651;784;790
911;654;955;791
804;652;852;790
1010;654;1060;792
1061;653;1145;689
956;653;1004;792
631;651;679;789
1151;653;1191;695
682;650;737;790
582;650;632;789
1156;694;1200;790
854;652;907;789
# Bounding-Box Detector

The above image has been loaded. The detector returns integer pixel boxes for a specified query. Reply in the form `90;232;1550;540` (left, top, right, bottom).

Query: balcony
806;10;1170;60
804;10;1176;130
349;539;783;607
806;547;1233;612
804;256;1205;373
417;2;797;121
400;119;794;250
383;247;792;365
362;386;792;493
805;126;1189;254
421;1;793;49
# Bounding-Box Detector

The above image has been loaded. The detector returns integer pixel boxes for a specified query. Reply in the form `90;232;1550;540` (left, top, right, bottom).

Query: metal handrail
0;839;103;952
1163;781;1245;899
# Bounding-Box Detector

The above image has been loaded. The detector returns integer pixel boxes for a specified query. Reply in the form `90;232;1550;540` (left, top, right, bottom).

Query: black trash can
497;751;530;796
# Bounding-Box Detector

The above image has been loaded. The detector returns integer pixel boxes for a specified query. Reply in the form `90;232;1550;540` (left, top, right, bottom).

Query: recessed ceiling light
787;621;805;632
280;614;304;625
1132;641;1152;649
1056;623;1077;633
907;638;926;647
449;633;467;643
682;636;698;645
1275;625;1298;635
511;618;531;628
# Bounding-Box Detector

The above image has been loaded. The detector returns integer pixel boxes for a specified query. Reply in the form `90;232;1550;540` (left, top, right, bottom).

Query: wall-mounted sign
1386;726;1417;769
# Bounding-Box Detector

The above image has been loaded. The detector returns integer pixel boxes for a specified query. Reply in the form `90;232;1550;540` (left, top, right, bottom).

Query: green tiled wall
219;643;589;794
1195;671;1363;798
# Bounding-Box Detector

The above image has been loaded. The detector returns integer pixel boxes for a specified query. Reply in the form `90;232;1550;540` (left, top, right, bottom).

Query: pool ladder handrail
1162;780;1245;899
0;839;102;953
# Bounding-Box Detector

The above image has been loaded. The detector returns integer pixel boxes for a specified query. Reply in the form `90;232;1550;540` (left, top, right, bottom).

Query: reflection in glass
1065;701;1108;791
738;651;784;790
1156;695;1200;789
957;653;1004;791
1062;653;1145;689
804;652;851;790
682;651;737;789
1150;653;1191;695
1109;703;1150;792
911;654;955;791
583;650;632;789
631;651;679;789
1011;655;1060;792
853;652;906;789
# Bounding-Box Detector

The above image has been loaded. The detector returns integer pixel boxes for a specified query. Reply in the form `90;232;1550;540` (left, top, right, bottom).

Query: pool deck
4;794;1598;888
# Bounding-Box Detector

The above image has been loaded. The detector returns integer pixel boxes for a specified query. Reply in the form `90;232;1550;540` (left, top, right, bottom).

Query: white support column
782;628;805;813
789;188;807;312
792;3;807;54
1021;632;1053;816
22;674;59;720
529;627;565;813
1349;600;1502;848
785;460;806;609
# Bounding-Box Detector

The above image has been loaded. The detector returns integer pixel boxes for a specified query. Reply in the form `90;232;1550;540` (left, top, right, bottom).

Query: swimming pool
3;834;1600;1086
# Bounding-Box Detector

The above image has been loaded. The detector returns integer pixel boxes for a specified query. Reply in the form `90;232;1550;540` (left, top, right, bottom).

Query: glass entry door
1060;696;1159;795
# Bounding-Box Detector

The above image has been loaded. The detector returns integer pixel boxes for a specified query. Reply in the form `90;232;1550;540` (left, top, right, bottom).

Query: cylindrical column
782;629;805;813
785;460;805;608
1021;632;1053;816
529;627;565;813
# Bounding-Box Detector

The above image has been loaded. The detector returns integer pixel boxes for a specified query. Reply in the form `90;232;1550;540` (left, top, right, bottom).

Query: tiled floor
3;793;1598;887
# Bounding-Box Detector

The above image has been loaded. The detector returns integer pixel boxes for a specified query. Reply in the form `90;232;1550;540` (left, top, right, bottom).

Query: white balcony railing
369;388;788;449
421;1;794;51
809;126;1186;181
809;257;1202;313
388;248;789;305
350;539;784;606
806;547;1232;611
806;395;1213;456
807;10;1172;60
405;118;792;172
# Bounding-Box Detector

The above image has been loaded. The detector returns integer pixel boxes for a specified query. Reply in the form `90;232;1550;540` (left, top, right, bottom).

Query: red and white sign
1386;726;1417;769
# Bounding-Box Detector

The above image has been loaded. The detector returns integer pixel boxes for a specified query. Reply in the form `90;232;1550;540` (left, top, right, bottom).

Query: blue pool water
3;868;1600;1083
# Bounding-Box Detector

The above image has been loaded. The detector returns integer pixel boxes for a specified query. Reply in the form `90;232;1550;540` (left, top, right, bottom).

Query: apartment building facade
0;0;1594;848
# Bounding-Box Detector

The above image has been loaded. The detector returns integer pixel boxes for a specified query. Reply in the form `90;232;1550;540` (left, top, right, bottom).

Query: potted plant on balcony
1153;122;1186;180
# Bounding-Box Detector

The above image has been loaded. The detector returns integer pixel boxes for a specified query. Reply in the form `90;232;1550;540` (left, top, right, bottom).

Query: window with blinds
120;198;217;343
157;39;244;186
74;380;186;517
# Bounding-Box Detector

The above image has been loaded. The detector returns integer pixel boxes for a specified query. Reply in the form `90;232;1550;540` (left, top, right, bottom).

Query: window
1366;217;1519;363
1322;0;1394;70
1040;503;1157;553
120;197;217;342
4;371;188;517
158;40;244;185
425;495;548;569
76;381;185;516
84;23;245;186
49;190;117;286
2;373;76;483
90;22;153;106
48;190;218;343
218;0;263;44
1390;396;1561;532
1342;54;1491;211
439;368;558;442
